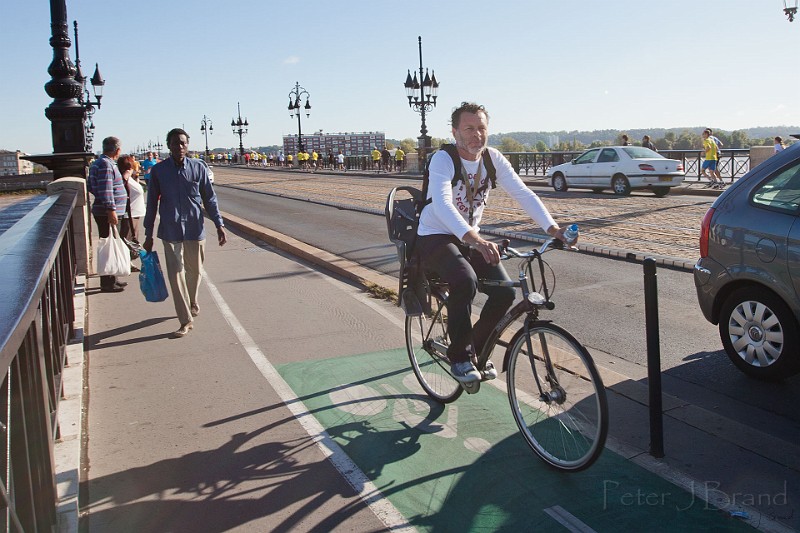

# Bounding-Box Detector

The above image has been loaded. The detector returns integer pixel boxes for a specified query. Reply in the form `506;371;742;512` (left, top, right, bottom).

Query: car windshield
622;147;663;159
574;149;600;164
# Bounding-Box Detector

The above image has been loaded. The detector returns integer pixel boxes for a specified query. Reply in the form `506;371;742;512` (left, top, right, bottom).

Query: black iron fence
505;149;751;181
0;189;78;531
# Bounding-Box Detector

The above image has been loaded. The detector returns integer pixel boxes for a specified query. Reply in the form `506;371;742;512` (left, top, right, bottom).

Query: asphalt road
214;182;800;447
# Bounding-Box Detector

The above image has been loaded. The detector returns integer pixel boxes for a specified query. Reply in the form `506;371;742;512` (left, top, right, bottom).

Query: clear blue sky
2;0;798;154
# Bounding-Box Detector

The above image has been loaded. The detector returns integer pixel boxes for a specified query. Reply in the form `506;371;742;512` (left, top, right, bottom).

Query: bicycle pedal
461;381;481;394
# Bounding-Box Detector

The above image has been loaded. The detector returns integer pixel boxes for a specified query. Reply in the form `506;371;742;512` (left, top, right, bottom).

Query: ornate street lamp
73;21;104;152
200;115;213;158
288;82;311;153
785;0;798;21
403;36;439;169
231;102;248;159
24;2;109;180
154;139;163;159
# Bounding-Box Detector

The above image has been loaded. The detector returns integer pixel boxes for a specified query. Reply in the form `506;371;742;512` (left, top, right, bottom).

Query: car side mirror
571;159;577;165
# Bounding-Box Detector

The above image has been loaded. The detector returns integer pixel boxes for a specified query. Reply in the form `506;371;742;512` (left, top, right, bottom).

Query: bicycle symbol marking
326;377;494;453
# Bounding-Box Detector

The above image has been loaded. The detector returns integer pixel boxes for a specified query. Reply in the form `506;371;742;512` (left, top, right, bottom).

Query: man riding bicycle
416;102;572;384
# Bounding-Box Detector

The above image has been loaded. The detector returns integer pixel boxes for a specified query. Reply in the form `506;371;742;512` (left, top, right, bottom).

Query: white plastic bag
97;225;131;277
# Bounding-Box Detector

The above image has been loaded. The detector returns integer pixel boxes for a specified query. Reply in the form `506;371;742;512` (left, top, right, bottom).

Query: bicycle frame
476;241;556;374
420;239;563;378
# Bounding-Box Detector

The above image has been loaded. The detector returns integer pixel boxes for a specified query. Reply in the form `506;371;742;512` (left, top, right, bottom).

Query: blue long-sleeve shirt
143;157;224;242
88;155;127;216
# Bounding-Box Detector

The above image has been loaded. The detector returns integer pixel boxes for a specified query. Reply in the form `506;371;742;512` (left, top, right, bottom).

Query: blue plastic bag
139;250;169;302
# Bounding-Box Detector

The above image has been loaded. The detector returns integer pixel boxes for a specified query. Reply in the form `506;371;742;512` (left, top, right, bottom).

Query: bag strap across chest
419;143;497;214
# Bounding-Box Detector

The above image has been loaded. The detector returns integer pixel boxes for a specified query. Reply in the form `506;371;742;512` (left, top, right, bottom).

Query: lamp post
200;115;213;159
785;0;798;21
73;20;104;152
403;36;439;169
24;2;108;180
231;102;248;160
154;139;163;159
287;82;311;153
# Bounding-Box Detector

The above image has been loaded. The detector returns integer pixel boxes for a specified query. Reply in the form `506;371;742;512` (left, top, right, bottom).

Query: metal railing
505;149;752;181
0;189;78;532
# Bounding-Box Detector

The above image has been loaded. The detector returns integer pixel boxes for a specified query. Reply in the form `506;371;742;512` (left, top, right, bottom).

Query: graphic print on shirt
453;171;488;222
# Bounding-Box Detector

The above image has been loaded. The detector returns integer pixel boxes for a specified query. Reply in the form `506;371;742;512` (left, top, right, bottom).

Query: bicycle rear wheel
405;293;462;403
506;322;607;471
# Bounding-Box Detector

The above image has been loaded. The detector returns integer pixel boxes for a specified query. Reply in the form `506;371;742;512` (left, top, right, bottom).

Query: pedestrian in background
117;155;145;244
641;135;657;152
701;130;723;189
774;136;785;154
381;146;391;173
372;146;382;172
621;134;631;146
88;136;128;292
143;128;227;338
704;128;724;184
141;151;157;187
395;146;405;171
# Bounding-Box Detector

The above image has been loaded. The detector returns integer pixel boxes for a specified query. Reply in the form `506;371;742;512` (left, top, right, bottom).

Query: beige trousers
161;240;205;325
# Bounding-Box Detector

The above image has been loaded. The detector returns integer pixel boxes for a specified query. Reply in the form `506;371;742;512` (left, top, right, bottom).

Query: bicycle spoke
507;323;608;471
405;295;462;403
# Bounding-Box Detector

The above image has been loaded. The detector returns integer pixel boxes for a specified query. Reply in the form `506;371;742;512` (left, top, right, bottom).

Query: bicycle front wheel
506;322;608;471
405;294;462;403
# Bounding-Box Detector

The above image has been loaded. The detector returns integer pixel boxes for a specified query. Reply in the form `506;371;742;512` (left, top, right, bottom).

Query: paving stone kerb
213;166;714;272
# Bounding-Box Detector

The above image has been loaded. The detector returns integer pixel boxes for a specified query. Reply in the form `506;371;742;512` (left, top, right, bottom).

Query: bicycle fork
523;320;566;405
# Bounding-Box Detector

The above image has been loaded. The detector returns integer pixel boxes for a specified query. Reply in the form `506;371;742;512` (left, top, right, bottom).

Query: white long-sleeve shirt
418;146;556;240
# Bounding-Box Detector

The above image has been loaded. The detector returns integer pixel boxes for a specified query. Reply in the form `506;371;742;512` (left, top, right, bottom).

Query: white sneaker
451;361;481;383
481;361;498;381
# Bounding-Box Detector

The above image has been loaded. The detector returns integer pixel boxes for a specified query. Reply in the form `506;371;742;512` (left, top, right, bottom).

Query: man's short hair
451;102;489;129
102;136;121;155
166;128;190;145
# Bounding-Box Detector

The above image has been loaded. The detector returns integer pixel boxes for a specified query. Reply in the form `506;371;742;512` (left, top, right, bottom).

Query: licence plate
658;176;673;182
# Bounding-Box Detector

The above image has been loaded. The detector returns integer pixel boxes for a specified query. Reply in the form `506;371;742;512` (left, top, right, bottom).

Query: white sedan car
546;146;685;197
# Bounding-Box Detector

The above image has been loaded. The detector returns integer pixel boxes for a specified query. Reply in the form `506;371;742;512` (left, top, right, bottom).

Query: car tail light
677;163;684;171
699;207;715;258
638;164;656;171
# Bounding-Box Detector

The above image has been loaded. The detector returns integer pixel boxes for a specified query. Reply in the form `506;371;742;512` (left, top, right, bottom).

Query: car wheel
552;173;568;192
719;287;800;380
653;187;669;198
612;175;631;196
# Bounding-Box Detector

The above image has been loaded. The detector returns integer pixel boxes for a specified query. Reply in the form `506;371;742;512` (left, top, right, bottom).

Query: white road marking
543;505;597;533
203;271;415;532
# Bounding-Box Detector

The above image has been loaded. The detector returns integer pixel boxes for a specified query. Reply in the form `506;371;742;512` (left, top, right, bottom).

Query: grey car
694;140;800;380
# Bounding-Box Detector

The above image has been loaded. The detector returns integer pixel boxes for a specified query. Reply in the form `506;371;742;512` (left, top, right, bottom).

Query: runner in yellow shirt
371;147;381;173
395;147;405;172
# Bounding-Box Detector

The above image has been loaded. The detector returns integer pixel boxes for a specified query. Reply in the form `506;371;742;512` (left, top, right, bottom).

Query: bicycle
404;237;608;472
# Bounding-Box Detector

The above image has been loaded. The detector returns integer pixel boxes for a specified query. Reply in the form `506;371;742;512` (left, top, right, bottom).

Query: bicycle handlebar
498;237;575;260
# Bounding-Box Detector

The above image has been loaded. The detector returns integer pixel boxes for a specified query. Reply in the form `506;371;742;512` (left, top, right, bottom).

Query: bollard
643;258;665;458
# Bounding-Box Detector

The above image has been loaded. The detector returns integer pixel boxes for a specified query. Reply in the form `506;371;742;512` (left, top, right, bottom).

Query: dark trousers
416;234;516;364
93;213;118;289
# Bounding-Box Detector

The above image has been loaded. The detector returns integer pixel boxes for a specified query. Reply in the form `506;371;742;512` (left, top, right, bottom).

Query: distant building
283;131;386;156
546;135;560;149
0;150;34;176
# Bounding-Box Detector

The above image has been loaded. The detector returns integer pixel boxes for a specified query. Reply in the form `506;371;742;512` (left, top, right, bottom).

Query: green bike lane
278;348;754;532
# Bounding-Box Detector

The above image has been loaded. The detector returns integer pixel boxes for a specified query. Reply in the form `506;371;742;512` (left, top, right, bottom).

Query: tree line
492;129;795;153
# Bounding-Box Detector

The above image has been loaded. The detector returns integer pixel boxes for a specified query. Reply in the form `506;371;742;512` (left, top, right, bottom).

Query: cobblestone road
213;166;712;267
